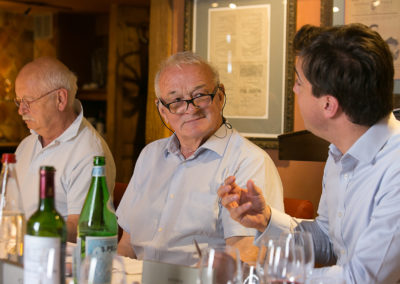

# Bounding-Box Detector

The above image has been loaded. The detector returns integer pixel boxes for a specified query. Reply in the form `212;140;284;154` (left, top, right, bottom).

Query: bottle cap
1;153;16;164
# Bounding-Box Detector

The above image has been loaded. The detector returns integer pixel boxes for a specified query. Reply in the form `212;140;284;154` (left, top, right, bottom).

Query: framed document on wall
185;0;297;149
322;0;400;98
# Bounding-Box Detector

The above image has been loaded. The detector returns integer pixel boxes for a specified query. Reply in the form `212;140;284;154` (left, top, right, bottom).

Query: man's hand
218;176;271;232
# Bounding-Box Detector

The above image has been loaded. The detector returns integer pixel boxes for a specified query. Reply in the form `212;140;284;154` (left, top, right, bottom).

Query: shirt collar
329;113;399;164
164;124;233;158
32;99;84;145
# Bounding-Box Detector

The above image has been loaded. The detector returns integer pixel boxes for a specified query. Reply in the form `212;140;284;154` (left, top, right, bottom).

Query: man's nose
185;101;199;113
18;104;28;115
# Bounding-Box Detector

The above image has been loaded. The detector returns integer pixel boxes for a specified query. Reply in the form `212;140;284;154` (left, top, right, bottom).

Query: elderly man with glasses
116;51;284;265
14;56;115;242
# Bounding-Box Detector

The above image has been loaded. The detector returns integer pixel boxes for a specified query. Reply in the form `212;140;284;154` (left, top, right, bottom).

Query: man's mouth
22;116;34;122
184;116;204;124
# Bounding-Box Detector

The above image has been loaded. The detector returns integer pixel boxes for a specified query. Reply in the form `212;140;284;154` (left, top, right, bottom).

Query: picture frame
184;0;297;149
321;0;400;105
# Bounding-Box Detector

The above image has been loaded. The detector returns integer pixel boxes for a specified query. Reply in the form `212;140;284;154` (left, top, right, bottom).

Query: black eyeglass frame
158;85;221;114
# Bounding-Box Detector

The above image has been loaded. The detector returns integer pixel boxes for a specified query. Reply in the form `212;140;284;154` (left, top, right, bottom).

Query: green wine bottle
77;156;118;283
23;166;67;284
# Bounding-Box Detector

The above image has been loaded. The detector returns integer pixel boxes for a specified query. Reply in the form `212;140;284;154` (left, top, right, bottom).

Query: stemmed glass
256;236;306;284
283;232;314;279
79;253;127;284
198;245;242;284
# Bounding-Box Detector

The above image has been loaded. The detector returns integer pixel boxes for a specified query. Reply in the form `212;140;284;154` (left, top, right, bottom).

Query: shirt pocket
173;191;219;237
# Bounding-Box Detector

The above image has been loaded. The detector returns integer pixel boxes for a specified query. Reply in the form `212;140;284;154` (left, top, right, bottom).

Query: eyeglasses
14;87;62;110
159;86;220;114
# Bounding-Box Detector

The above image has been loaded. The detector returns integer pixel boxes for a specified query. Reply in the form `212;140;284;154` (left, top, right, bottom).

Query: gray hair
154;51;220;98
24;57;78;106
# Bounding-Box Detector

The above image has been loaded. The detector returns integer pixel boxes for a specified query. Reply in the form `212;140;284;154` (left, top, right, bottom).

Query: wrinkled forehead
15;70;47;97
159;63;214;86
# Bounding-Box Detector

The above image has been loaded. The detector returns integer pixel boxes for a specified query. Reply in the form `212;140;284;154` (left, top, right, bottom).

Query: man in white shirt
218;24;400;283
116;51;284;265
14;57;115;242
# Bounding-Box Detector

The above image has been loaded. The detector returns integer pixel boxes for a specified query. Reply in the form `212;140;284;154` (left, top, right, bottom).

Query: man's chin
24;120;35;129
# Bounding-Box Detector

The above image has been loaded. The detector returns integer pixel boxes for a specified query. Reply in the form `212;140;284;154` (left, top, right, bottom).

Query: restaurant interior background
0;0;326;216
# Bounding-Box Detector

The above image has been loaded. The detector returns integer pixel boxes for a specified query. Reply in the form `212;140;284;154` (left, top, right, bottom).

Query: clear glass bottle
77;156;118;283
0;153;25;263
24;166;66;284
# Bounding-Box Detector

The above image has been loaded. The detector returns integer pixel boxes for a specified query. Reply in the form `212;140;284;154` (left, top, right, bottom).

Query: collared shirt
116;125;284;265
15;100;116;219
258;114;400;283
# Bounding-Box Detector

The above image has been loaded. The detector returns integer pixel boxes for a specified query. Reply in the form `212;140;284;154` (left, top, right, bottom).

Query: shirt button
344;174;348;180
170;194;174;199
338;212;343;218
158;228;163;232
341;250;345;255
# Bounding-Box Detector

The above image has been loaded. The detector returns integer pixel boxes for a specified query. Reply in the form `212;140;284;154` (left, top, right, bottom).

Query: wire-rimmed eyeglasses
14;87;62;110
158;86;220;114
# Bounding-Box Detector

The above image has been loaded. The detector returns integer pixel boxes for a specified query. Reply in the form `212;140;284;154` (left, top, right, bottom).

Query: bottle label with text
23;235;61;284
80;235;117;283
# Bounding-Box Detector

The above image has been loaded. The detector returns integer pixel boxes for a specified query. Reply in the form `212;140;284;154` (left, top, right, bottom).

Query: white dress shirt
15;100;116;219
117;125;284;265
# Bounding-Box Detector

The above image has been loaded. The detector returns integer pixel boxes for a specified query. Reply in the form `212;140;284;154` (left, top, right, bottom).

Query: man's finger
220;194;239;207
224;175;236;185
230;202;252;221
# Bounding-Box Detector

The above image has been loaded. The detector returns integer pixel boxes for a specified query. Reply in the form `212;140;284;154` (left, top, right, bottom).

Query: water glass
257;237;306;284
282;232;314;279
79;253;127;284
242;261;260;284
198;245;242;284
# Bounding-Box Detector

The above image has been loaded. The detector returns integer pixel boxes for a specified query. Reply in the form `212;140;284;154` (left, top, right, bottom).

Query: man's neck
325;119;370;154
40;111;78;147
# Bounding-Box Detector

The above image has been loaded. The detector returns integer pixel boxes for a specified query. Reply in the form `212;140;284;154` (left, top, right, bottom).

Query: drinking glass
243;261;260;284
198;245;242;284
33;247;58;284
79;253;126;284
257;237;306;284
282;232;314;279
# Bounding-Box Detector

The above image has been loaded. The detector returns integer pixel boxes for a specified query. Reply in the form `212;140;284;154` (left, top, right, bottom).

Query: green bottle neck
38;197;55;211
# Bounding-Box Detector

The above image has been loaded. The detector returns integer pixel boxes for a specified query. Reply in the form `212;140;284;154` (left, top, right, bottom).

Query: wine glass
198;245;242;284
258;236;306;284
242;261;260;284
79;253;126;284
282;232;314;279
35;247;59;284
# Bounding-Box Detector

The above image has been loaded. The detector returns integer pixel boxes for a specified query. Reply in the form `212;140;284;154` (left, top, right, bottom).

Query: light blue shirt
117;125;284;265
259;114;400;283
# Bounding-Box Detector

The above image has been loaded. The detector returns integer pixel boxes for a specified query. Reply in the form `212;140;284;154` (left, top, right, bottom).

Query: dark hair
293;23;394;126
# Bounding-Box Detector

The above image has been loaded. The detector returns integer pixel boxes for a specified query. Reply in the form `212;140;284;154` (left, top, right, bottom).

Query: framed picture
184;0;297;149
321;0;400;102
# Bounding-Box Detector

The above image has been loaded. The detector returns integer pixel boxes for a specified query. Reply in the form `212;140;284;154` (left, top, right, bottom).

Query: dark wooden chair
284;197;314;219
113;182;128;241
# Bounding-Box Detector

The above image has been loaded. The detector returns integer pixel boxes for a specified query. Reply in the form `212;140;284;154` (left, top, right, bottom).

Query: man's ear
322;95;339;118
217;83;226;107
156;99;169;124
57;88;68;111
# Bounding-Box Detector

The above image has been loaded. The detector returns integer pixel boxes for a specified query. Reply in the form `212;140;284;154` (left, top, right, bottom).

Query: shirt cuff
254;207;293;244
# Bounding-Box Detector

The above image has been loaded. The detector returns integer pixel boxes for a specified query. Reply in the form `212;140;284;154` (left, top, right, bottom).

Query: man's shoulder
229;129;269;157
139;136;171;156
15;133;36;152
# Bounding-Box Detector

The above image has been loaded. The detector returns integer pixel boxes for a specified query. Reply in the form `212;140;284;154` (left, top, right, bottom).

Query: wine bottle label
78;235;118;283
92;166;105;177
23;235;61;284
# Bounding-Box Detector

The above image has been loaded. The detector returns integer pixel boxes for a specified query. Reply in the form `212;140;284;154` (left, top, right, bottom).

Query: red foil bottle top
39;166;56;199
1;153;16;164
